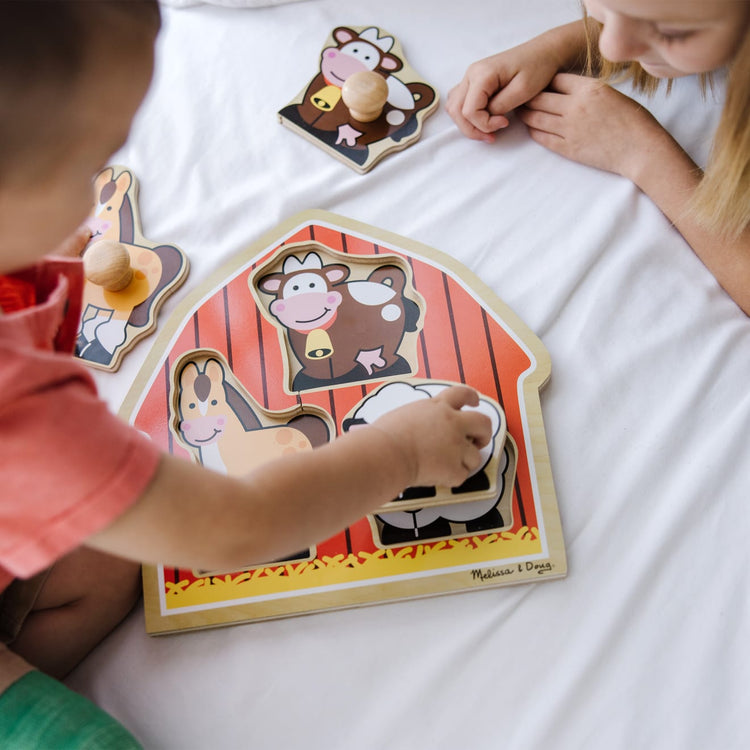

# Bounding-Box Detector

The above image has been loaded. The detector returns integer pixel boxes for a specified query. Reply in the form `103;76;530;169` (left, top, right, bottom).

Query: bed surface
67;0;750;747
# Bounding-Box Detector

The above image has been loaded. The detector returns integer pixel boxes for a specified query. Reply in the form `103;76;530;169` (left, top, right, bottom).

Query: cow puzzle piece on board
75;166;189;371
278;26;439;173
249;242;423;392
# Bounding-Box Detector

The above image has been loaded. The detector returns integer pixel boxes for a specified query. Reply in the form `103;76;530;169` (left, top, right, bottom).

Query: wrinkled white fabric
67;1;749;748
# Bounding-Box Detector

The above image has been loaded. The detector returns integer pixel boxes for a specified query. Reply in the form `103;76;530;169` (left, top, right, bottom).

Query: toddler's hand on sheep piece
372;385;493;489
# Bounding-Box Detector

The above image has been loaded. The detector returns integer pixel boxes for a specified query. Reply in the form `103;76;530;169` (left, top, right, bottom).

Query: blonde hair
583;14;750;239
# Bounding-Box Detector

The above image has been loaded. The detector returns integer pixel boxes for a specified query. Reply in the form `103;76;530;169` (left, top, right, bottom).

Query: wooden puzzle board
121;211;565;633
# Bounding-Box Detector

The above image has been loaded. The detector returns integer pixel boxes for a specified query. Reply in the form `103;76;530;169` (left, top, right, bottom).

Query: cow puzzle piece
75;165;189;371
278;25;439;173
250;242;424;393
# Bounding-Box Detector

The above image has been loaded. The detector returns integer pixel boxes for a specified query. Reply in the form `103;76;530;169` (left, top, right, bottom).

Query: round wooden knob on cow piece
342;71;389;122
83;240;134;292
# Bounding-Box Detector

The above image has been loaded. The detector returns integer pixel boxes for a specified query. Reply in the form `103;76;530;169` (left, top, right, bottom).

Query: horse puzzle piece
171;349;334;570
75;166;189;371
278;26;439;173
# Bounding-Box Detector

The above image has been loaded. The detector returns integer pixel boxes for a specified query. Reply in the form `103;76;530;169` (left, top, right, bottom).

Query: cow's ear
380;54;402;72
325;264;350;284
258;274;282;293
333;27;357;44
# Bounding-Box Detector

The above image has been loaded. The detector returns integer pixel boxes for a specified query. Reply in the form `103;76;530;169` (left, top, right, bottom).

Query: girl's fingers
518;107;565;137
524;90;567;116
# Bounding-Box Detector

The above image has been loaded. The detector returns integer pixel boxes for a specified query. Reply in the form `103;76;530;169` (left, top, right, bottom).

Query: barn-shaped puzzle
121;211;566;633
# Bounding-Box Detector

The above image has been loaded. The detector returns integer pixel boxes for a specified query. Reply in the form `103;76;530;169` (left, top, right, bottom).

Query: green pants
0;670;142;749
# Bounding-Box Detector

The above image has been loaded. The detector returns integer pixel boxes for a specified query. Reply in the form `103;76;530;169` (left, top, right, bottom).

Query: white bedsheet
66;1;750;747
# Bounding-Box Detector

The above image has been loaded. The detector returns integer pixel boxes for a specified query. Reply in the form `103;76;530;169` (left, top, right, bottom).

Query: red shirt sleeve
0;262;161;582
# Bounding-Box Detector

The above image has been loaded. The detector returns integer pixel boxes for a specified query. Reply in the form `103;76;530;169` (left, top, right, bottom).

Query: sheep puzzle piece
75;166;189;371
123;211;566;633
278;26;439;173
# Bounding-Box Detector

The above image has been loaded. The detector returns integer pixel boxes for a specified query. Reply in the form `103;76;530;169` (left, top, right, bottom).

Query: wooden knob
83;240;134;292
342;71;389;122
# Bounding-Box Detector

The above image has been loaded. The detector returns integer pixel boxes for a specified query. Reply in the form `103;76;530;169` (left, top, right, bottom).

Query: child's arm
86;386;493;570
519;72;750;314
447;19;594;142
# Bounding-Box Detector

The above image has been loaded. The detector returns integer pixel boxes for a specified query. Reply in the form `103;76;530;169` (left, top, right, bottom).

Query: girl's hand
447;42;562;143
374;385;493;488
519;73;667;179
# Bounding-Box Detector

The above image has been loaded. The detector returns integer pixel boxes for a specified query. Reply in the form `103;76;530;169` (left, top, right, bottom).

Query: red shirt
0;258;160;590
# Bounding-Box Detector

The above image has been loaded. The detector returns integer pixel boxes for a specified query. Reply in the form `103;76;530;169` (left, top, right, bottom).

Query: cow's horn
360;27;394;54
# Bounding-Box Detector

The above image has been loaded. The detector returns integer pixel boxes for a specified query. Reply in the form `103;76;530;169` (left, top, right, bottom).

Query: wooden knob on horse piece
342;71;389;122
83;240;134;292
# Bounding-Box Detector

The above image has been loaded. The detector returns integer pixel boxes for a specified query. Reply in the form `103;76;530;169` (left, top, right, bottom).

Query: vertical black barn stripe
192;312;200;348
408;256;431;378
514;473;528;527
441;273;465;383
223;286;234;370
481;308;504;411
255;303;270;408
164;358;174;455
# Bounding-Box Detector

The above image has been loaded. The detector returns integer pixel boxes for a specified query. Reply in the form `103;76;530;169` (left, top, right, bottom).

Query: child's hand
446;40;562;143
519;73;667;180
373;385;493;488
49;224;92;259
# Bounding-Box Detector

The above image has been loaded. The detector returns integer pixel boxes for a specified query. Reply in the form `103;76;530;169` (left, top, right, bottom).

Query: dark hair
0;0;160;184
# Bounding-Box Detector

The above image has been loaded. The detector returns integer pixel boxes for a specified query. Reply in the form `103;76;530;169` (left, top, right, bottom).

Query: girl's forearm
539;18;598;74
626;128;750;314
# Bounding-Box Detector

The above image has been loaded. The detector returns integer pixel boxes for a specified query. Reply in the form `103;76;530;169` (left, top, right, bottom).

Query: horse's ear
94;167;114;195
115;170;132;195
204;358;226;384
179;360;200;390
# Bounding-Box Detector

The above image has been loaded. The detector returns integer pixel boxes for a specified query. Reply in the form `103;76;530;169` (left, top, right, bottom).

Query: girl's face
585;0;750;78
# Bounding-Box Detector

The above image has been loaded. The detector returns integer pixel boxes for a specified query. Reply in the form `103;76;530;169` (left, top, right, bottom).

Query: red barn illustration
123;211;565;633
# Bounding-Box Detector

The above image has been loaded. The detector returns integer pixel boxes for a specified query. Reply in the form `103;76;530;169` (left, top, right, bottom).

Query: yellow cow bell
312;84;342;112
305;328;334;359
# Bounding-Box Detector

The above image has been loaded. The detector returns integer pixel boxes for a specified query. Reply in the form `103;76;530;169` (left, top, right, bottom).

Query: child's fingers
462;84;510;132
447;84;499;142
461;444;485;474
518;107;564;138
462;410;493;449
485;74;537;118
525;90;567;117
50;224;92;258
436;385;480;410
548;72;596;94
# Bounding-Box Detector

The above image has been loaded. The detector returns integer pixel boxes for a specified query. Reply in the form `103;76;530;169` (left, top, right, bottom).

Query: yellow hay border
164;528;543;609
